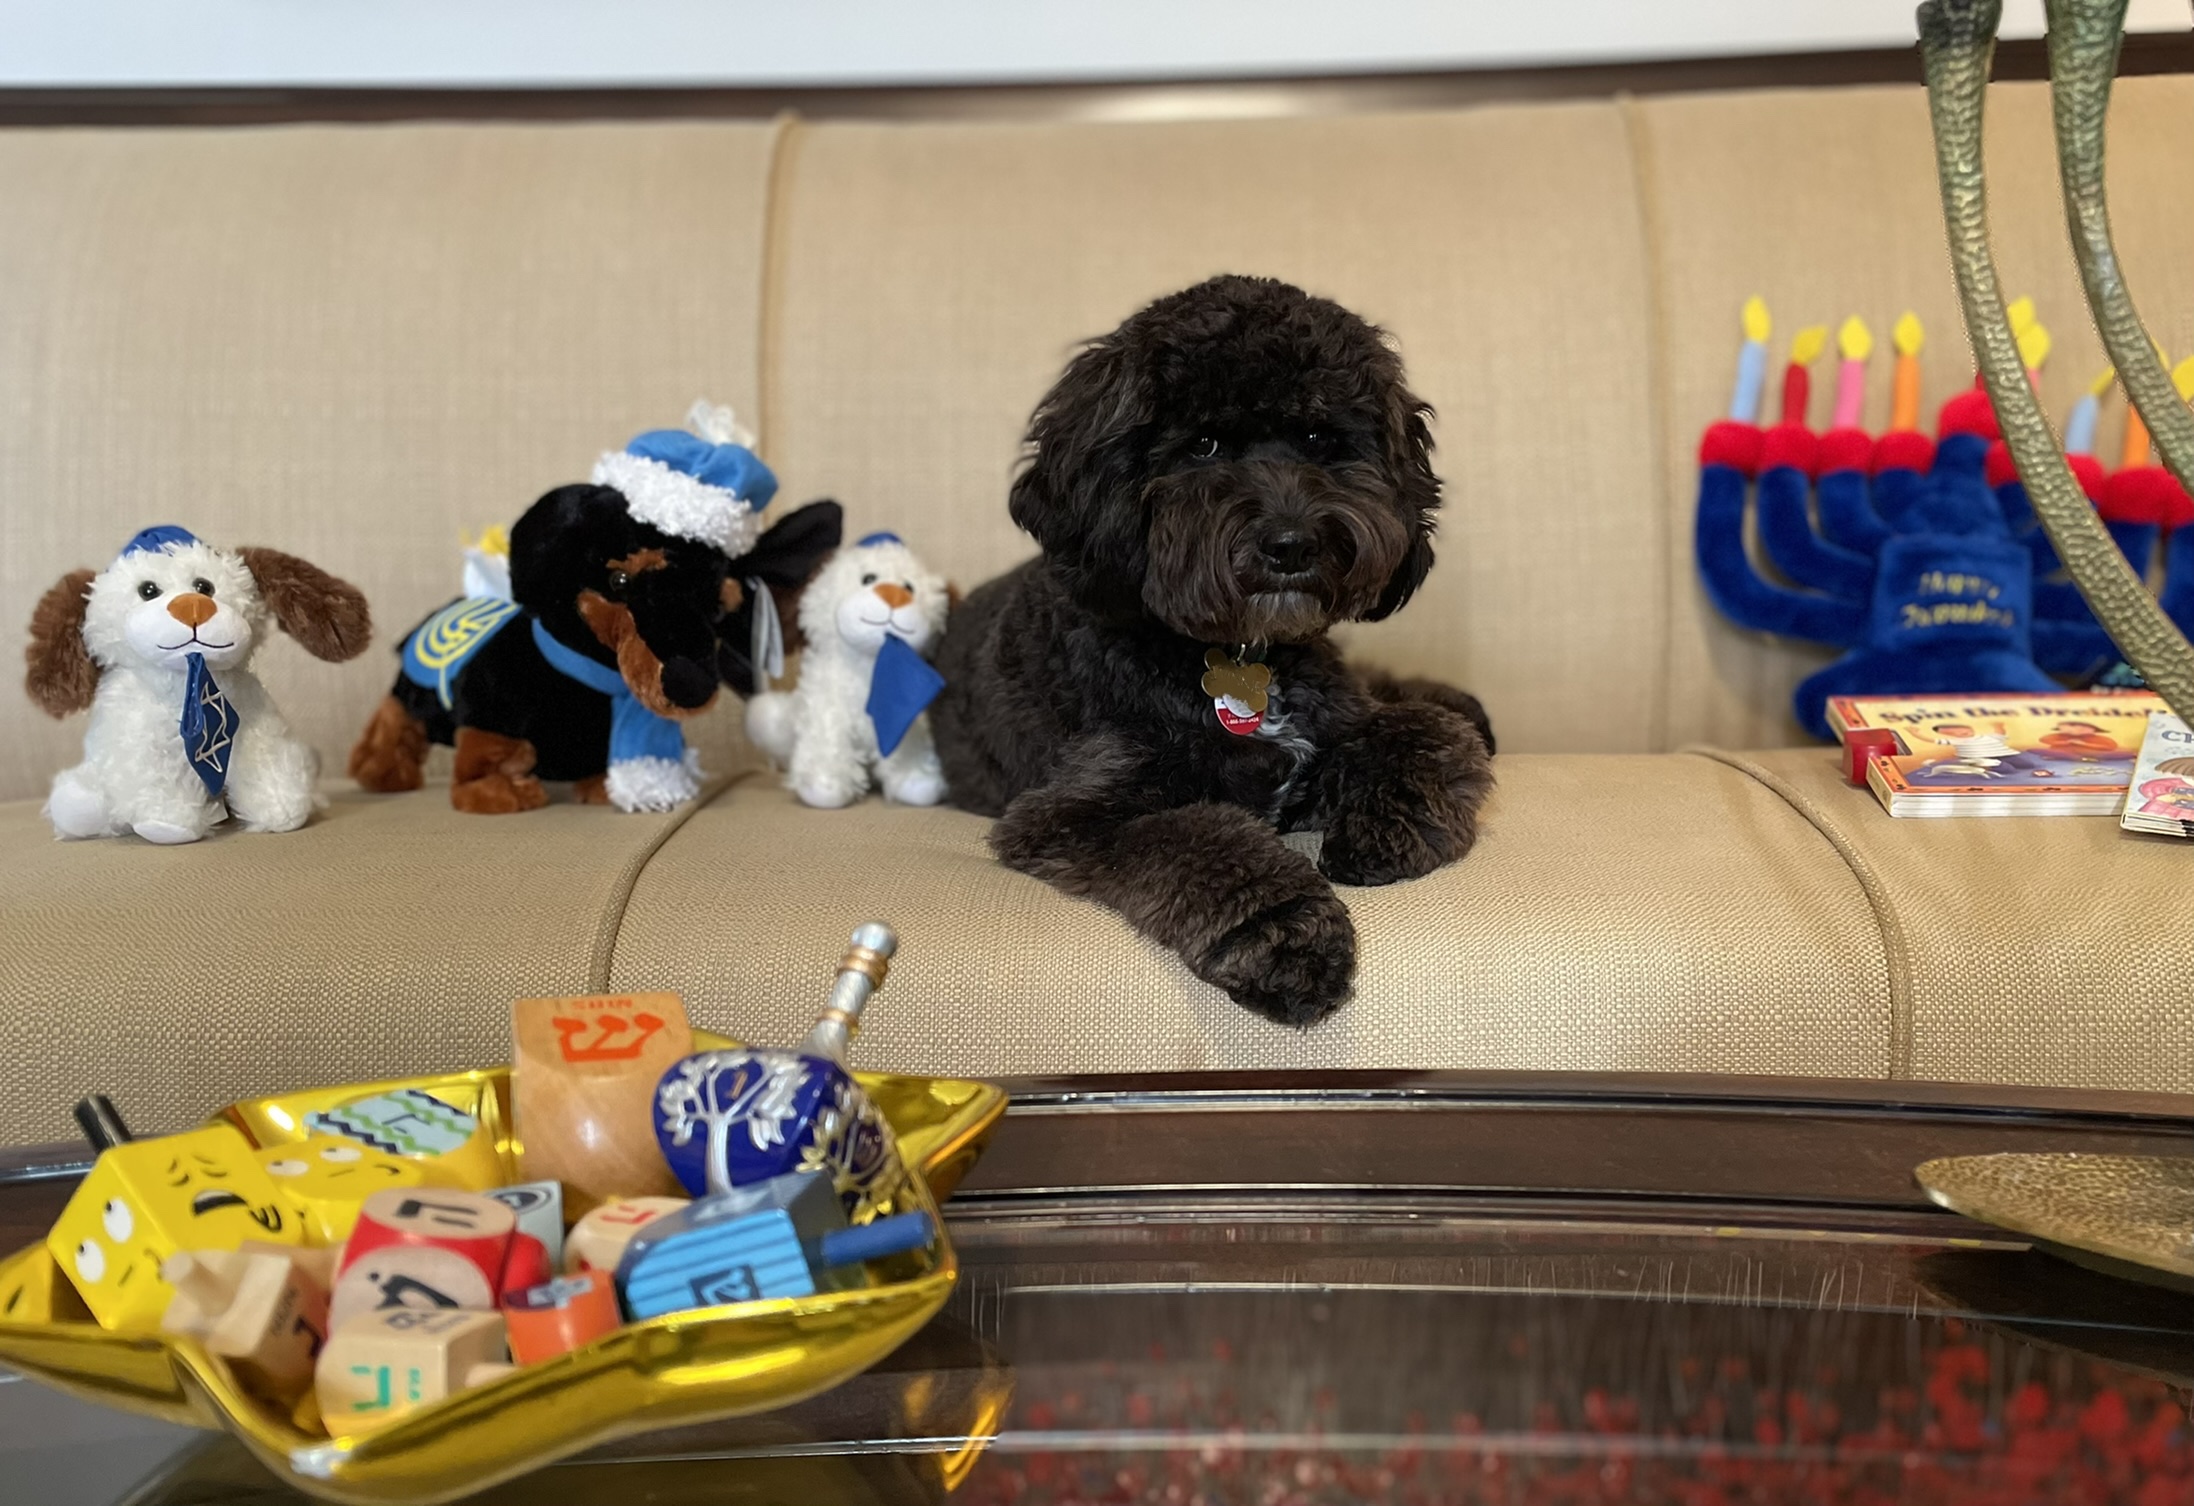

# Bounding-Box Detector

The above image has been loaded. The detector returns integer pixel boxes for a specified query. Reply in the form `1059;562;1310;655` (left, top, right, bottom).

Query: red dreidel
499;1233;553;1301
330;1189;515;1330
501;1272;622;1364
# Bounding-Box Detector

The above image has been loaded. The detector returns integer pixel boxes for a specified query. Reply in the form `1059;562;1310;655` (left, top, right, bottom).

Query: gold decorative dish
0;1035;1006;1506
1916;1152;2194;1292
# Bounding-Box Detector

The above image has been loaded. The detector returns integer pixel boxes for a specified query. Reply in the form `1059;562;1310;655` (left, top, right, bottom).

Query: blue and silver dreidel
652;924;905;1221
615;1172;845;1317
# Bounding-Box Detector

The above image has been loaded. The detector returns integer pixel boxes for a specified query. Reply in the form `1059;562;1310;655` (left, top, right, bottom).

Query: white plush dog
25;526;372;843
746;533;950;808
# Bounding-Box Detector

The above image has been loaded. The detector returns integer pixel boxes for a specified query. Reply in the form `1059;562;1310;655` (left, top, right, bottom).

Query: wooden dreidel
159;1248;329;1402
315;1308;513;1436
329;1189;514;1331
513;992;692;1213
501;1272;622;1363
564;1196;687;1274
652;926;906;1222
256;1138;428;1245
48;1125;303;1331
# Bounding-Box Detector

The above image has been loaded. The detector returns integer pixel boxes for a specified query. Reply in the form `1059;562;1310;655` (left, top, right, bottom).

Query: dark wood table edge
3;1071;2184;1188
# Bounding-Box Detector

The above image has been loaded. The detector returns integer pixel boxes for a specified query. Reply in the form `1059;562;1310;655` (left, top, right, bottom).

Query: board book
1825;693;2160;817
2120;711;2194;838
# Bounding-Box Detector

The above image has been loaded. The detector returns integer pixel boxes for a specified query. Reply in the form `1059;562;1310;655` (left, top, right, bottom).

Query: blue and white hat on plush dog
592;401;779;555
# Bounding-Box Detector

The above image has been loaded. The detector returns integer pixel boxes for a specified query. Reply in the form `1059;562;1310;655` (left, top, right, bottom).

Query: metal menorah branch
1918;0;2194;720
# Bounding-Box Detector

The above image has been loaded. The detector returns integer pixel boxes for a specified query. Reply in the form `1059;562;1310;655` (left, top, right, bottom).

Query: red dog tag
1213;697;1264;736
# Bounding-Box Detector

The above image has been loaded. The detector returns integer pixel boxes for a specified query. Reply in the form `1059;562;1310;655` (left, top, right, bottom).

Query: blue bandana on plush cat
120;526;240;797
528;618;690;790
854;533;946;757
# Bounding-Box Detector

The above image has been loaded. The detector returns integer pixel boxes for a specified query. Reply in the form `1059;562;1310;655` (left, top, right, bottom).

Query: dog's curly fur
933;274;1495;1026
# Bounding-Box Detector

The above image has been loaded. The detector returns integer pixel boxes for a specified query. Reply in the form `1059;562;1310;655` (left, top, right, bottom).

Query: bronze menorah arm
1918;0;2194;719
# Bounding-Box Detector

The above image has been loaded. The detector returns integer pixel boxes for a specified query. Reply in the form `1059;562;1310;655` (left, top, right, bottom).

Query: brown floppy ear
946;581;964;613
238;548;373;662
25;568;100;717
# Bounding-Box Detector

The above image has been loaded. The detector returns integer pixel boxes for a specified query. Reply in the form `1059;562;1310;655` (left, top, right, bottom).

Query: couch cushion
0;781;722;1144
608;754;1892;1079
763;106;1666;756
0;120;782;806
1702;748;2194;1095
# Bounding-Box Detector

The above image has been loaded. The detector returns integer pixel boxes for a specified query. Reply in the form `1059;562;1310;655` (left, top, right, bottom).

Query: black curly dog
933;274;1494;1025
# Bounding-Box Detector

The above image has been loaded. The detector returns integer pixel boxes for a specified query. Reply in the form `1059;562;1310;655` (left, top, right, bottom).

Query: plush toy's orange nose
166;593;217;628
873;583;914;609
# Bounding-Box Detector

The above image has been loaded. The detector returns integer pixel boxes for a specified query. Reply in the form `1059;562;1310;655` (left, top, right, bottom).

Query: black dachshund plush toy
933;276;1495;1026
351;406;840;813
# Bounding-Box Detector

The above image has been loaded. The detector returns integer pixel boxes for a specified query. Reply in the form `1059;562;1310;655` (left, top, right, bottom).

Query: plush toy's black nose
661;656;716;709
1258;527;1317;575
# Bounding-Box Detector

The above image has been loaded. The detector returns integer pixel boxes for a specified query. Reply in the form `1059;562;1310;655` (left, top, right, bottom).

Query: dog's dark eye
1189;436;1220;461
191;578;215;597
606;569;631;592
136;581;161;601
861;573;878;586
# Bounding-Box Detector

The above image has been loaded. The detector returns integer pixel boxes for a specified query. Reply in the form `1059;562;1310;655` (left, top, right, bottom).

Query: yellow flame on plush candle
2174;356;2194;402
2007;296;2036;338
1742;295;1770;344
1789;325;1827;366
1837;316;1873;363
1892;311;1924;357
2088;365;2117;399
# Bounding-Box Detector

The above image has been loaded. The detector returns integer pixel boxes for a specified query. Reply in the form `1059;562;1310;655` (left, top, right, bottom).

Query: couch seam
1681;746;1914;1080
1616;92;1678;757
584;774;747;991
754;110;805;458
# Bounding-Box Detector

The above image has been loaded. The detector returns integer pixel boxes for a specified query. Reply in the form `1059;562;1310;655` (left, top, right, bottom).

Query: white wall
4;0;2187;88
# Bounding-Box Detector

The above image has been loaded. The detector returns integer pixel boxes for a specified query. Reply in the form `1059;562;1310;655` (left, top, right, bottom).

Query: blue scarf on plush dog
529;618;686;771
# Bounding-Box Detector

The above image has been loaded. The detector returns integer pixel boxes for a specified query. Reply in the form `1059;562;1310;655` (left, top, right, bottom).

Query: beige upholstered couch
4;78;2191;1146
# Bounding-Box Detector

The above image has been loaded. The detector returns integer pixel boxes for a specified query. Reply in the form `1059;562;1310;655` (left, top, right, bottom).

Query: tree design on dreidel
654;1049;903;1222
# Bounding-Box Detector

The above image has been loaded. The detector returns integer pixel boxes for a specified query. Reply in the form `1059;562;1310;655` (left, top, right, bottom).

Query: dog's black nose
661;656;717;709
1257;528;1317;576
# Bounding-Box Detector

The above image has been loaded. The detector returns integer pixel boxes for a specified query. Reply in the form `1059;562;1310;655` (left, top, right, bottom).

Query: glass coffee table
3;1073;2189;1504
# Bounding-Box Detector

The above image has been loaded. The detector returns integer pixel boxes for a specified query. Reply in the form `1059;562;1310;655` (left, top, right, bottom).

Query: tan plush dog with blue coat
24;526;371;843
745;532;950;808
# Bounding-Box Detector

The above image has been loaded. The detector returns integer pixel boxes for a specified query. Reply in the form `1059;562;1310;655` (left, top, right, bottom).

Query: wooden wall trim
3;34;2192;130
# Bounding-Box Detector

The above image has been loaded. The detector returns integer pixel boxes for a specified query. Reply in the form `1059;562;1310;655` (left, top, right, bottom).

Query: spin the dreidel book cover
1826;693;2158;817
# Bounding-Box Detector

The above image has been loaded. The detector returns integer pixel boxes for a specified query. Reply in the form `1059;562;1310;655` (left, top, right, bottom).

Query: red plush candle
1779;326;1827;429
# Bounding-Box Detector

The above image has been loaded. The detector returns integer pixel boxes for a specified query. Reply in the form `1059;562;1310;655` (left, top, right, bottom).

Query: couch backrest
7;78;2194;800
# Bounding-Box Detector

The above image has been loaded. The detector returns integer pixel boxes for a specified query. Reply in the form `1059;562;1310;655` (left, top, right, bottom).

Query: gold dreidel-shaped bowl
0;1036;1006;1506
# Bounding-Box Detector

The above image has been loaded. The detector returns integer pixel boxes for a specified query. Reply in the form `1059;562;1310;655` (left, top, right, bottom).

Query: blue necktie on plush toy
179;651;238;797
866;635;945;757
530;619;688;770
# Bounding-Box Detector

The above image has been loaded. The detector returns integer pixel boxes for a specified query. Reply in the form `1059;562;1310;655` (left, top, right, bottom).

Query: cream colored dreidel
563;1196;687;1274
315;1308;516;1436
511;992;692;1213
160;1249;330;1403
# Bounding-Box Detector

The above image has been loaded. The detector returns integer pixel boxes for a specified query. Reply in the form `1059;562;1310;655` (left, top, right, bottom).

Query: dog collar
1201;646;1273;737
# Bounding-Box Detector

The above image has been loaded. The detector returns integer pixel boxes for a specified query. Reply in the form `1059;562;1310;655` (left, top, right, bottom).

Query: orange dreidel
160;1248;330;1403
315;1308;515;1436
501;1272;622;1364
563;1196;687;1274
511;992;692;1213
329;1189;515;1330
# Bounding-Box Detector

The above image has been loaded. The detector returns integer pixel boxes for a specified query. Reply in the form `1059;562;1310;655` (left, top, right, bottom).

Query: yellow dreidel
49;1124;303;1332
254;1137;428;1245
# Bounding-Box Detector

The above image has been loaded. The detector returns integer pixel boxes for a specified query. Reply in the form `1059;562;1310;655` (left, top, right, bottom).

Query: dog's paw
1194;888;1356;1027
1319;708;1492;886
883;766;946;806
